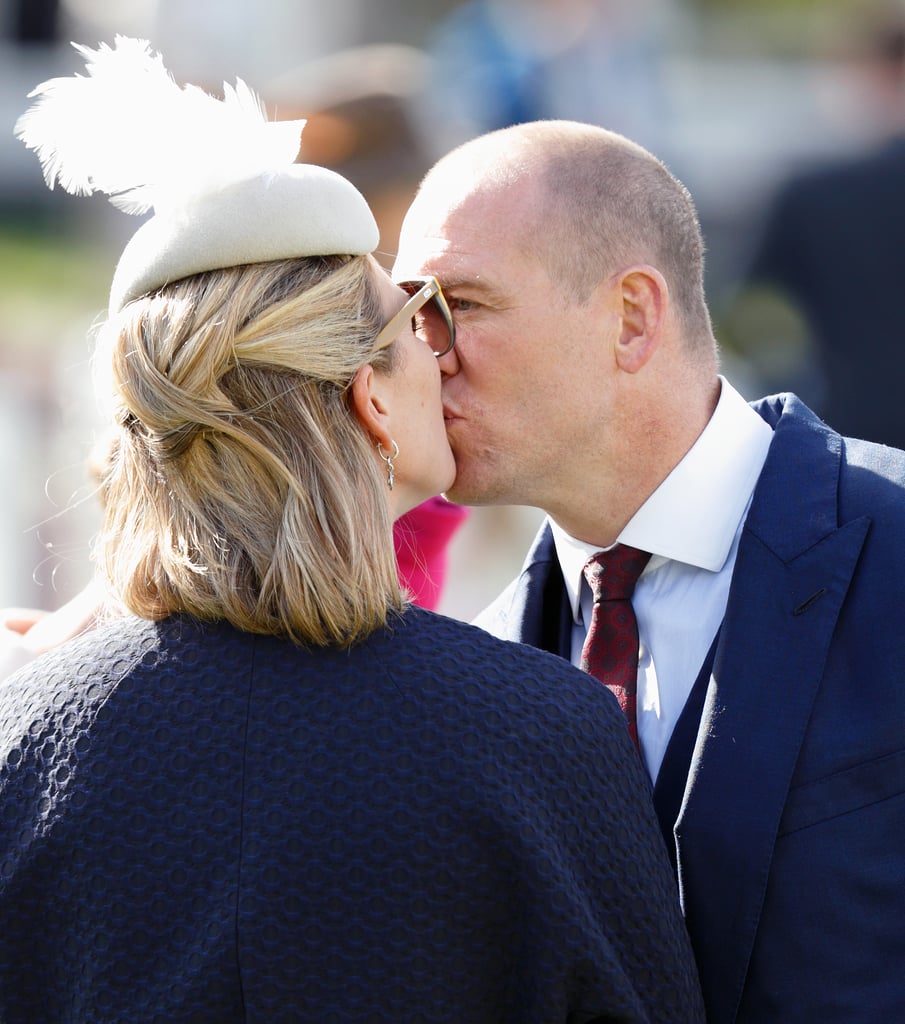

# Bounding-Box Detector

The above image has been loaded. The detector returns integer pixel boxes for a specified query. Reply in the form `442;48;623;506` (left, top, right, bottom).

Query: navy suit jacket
475;393;905;1023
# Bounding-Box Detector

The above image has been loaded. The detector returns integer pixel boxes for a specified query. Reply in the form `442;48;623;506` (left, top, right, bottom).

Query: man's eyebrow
438;276;497;297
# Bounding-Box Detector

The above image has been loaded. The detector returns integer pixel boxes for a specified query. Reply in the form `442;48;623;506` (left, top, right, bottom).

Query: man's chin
440;481;469;506
443;450;509;506
442;475;491;508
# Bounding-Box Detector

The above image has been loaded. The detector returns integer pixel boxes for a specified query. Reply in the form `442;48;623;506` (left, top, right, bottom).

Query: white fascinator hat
15;36;380;314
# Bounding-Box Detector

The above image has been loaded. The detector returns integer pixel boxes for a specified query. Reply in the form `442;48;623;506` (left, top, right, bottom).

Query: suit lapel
476;522;571;658
674;396;869;1024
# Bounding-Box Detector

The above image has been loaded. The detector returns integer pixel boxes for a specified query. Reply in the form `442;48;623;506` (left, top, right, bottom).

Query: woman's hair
93;253;406;647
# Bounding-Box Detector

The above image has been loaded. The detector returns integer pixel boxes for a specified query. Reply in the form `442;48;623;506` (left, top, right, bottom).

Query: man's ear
613;264;668;374
350;363;393;447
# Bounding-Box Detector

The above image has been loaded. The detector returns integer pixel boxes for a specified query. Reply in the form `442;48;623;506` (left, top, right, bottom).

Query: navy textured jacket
476;393;905;1023
0;606;704;1022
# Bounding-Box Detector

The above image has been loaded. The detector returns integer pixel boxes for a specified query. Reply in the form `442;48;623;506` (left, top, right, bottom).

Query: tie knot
583;544;651;603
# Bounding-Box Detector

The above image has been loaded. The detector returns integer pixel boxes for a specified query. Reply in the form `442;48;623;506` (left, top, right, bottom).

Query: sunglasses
374;277;456;357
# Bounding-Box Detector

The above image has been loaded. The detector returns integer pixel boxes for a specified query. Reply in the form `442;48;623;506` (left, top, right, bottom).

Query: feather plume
14;36;306;215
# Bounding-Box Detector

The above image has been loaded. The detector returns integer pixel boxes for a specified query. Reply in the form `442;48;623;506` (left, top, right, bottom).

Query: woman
0;39;705;1022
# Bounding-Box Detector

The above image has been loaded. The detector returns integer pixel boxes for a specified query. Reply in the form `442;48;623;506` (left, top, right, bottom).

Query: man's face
394;178;614;512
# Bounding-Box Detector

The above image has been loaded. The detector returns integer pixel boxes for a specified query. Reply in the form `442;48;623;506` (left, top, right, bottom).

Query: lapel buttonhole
792;587;828;616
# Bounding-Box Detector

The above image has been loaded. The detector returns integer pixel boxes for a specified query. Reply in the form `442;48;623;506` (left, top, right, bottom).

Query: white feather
14;36;306;215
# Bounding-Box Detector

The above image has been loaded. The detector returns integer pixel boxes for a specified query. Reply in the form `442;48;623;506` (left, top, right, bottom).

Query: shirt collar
552;376;774;621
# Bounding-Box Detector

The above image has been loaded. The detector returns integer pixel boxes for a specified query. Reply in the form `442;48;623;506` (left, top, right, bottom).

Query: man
393;119;905;1024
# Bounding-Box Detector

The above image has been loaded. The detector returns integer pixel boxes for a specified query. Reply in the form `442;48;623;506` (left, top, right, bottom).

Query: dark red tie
580;544;651;748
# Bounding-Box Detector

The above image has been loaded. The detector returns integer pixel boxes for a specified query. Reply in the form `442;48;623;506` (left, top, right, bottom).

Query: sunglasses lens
434;291;456;356
410;298;450;356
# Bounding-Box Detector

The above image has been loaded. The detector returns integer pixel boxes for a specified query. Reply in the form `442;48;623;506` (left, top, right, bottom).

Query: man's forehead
393;230;458;278
394;183;527;279
393;194;482;276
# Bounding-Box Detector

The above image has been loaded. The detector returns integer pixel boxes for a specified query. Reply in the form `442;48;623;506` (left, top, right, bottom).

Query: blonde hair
93;254;406;647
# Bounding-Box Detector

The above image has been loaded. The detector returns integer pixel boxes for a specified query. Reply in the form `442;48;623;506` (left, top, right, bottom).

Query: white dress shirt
551;377;774;781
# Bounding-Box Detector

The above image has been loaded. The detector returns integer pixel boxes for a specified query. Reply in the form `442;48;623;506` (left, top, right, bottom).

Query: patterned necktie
580;544;652;748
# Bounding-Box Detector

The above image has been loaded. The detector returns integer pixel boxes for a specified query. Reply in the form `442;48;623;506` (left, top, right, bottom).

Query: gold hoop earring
376;439;399;490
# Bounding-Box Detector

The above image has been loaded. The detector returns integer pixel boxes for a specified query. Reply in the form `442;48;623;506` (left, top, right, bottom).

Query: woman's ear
350;364;393;448
614;264;668;374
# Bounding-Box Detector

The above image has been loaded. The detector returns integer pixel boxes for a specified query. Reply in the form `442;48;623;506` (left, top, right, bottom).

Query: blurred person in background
734;0;905;449
0;38;706;1023
394;117;905;1024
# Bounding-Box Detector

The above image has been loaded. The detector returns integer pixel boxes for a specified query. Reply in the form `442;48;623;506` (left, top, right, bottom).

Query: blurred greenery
691;0;860;10
0;221;110;354
684;0;894;59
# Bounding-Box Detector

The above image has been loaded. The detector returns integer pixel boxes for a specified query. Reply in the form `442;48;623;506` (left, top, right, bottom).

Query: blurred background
2;0;903;621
